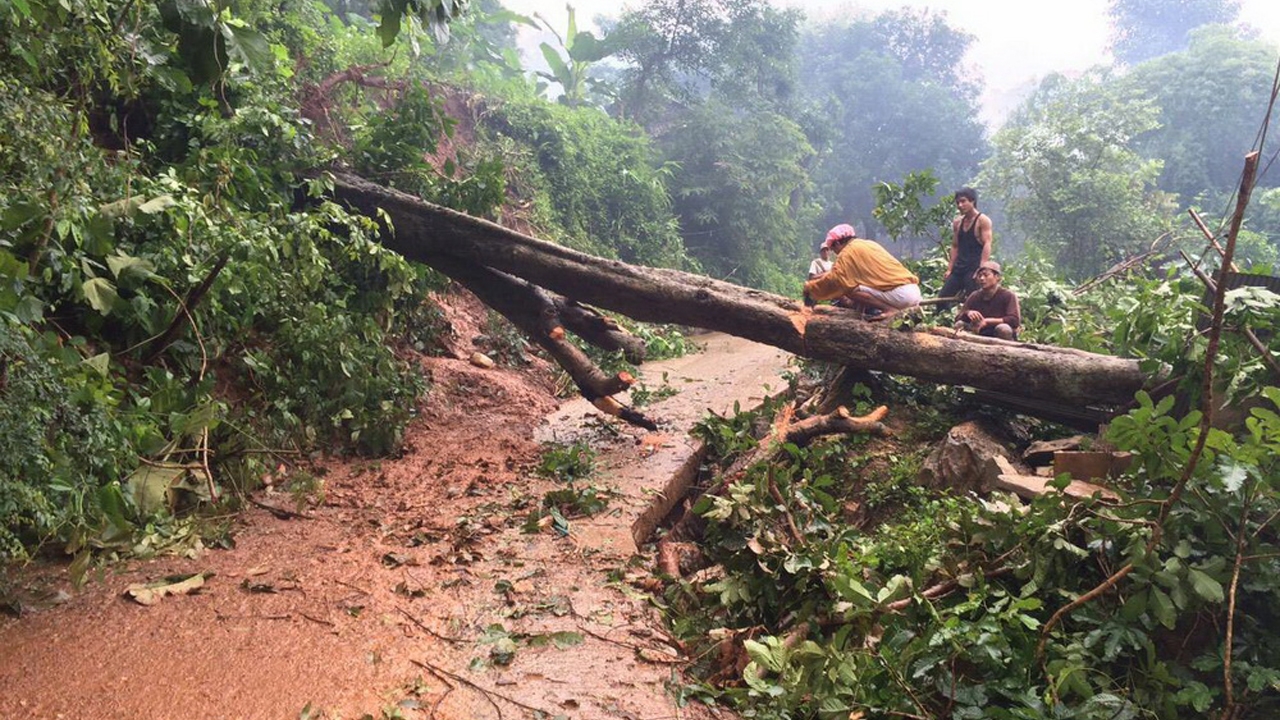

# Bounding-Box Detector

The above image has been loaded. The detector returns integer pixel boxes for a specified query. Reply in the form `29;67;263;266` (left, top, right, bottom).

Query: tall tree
604;0;798;124
659;102;814;289
979;71;1174;279
795;10;986;244
605;0;727;123
1123;25;1278;202
599;0;808;290
1108;0;1240;65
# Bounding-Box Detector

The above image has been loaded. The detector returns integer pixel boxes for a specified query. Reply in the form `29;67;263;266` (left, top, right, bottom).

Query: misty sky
503;0;1280;127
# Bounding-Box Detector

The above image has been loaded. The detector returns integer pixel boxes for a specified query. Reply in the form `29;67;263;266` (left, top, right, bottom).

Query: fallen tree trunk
330;174;1162;408
426;253;657;429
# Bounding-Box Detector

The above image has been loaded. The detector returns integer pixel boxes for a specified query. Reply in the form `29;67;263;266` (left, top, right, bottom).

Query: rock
469;352;495;369
992;472;1120;502
1022;436;1089;466
918;421;1024;494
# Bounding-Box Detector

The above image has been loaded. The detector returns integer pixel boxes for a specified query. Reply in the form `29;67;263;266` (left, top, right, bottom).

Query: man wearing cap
954;260;1020;339
802;245;834;307
804;224;922;320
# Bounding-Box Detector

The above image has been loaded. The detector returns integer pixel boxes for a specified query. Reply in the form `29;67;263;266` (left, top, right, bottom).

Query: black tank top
955;213;984;269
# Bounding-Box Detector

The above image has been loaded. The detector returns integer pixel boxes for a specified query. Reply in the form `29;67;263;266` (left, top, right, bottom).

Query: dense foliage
0;0;694;562
1108;0;1240;65
979;71;1174;280
1125;26;1280;206
665;267;1280;718
796;9;987;247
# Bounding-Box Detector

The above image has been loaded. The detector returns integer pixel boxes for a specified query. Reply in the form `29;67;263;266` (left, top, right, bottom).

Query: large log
330;174;1161;408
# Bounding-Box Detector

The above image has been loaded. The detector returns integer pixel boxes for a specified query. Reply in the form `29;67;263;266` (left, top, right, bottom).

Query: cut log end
788;310;810;338
591;396;659;431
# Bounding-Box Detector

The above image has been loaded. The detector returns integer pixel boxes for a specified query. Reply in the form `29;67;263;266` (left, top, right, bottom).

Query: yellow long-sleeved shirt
804;239;919;301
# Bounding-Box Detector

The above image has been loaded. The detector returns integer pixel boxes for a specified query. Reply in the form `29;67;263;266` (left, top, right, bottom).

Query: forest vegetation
3;0;1280;716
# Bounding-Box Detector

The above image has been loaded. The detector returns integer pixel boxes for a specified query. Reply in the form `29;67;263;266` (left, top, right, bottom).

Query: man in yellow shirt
803;224;922;320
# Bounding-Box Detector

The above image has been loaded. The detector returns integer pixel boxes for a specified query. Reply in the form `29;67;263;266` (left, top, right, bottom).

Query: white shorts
854;283;922;309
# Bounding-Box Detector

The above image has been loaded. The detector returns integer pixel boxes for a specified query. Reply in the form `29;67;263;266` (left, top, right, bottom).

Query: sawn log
330;174;1162;408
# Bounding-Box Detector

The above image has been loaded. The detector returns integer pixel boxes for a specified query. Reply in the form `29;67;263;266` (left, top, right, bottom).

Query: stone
992;472;1120;502
1022;436;1089;466
469;352;495;369
918;421;1024;494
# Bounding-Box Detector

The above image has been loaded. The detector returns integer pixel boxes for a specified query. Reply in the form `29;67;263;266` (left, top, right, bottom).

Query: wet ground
0;294;793;720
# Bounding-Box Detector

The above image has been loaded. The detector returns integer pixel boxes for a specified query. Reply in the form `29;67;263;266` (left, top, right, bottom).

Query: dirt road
0;322;791;720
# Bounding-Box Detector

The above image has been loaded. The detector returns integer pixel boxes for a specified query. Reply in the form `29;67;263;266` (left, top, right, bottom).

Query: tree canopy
979;71;1174;279
1108;0;1241;64
795;10;986;243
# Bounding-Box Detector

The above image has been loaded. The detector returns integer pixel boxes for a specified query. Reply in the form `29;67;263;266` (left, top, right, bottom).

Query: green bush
671;366;1280;719
482;97;692;269
0;319;134;559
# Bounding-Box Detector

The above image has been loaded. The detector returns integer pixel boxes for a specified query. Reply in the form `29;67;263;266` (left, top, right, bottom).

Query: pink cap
821;223;856;249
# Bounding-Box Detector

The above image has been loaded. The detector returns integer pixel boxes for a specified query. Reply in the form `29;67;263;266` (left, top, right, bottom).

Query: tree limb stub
782;405;891;447
331;174;1161;408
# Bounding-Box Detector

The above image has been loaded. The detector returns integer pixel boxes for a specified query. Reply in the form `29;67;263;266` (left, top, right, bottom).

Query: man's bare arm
978;215;993;264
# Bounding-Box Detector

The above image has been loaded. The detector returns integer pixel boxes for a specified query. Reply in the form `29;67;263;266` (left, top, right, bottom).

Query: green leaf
2;200;44;229
1188;568;1224;604
137;195;177;214
99;196;145;218
743;638;785;673
548;630;583;649
82;277;119;315
376;0;406;47
126;465;184;513
539;42;571;85
107;253;157;280
173;401;219;437
1150;587;1176;629
483;9;537;27
83;352;110;377
14;294;43;323
223;23;273;69
568;32;609;62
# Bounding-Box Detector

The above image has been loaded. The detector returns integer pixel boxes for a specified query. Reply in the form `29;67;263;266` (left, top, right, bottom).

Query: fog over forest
512;0;1280;126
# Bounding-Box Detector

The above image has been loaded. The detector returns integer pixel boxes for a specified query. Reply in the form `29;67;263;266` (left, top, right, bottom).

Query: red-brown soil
0;288;726;720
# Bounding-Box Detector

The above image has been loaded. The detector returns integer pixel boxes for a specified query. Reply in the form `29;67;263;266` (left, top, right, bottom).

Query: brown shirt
958;287;1020;330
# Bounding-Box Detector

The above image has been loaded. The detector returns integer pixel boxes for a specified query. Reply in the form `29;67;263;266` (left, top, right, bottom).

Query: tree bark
330;174;1162;408
426;253;657;429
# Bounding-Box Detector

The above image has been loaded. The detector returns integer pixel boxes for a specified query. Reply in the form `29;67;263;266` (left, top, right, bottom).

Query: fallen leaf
637;647;685;664
381;552;416;568
393;581;426;598
240;579;278;594
125;573;209;606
